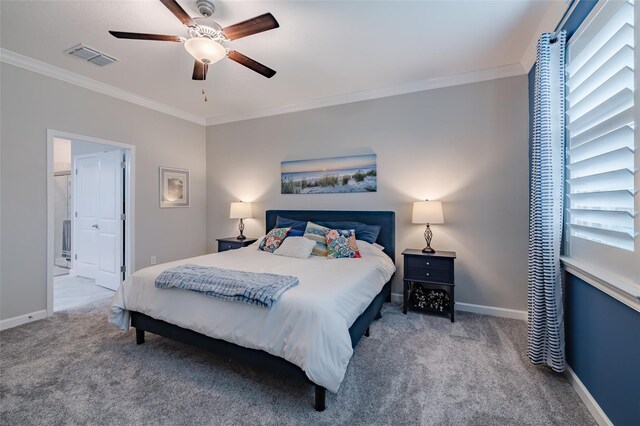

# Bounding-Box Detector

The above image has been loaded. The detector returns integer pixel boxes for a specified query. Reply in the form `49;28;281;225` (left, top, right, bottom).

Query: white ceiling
0;0;560;124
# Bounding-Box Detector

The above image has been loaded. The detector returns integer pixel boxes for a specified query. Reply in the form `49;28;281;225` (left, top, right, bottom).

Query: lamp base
236;218;246;240
422;224;435;253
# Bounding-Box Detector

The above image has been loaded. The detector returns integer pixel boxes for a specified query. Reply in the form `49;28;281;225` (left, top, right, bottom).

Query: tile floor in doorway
54;275;115;312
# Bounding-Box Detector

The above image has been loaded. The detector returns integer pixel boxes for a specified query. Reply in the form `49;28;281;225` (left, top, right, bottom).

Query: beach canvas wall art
281;153;377;194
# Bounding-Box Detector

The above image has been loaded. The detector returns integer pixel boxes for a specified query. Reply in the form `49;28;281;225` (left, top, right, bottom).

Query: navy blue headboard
265;210;395;263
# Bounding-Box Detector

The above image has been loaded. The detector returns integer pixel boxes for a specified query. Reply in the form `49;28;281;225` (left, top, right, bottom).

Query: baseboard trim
565;366;612;426
0;310;48;331
389;293;527;321
456;302;527;321
390;293;403;304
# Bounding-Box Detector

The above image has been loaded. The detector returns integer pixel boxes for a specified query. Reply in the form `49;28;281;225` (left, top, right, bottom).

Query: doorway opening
48;131;135;315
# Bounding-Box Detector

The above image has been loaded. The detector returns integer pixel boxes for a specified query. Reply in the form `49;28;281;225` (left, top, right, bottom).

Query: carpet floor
0;298;595;425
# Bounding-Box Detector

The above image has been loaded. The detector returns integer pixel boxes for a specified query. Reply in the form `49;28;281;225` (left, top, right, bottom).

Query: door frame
47;129;135;316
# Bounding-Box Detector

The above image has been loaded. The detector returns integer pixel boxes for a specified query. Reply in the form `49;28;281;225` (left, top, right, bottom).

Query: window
564;0;638;292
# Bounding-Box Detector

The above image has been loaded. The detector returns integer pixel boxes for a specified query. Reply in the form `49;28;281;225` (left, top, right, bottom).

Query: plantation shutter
566;0;637;254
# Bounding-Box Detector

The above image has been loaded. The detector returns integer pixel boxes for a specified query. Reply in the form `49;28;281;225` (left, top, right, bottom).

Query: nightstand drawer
216;237;258;253
406;256;452;271
404;266;452;284
219;242;241;252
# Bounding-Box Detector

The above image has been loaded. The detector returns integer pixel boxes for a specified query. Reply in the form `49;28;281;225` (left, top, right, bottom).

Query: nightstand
402;249;456;322
216;237;258;253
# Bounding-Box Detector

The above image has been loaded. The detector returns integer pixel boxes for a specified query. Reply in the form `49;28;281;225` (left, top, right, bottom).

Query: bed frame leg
365;327;370;337
314;385;326;411
136;328;145;345
374;311;382;320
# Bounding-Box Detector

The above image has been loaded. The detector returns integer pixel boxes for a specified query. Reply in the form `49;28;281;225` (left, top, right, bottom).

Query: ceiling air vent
64;44;118;67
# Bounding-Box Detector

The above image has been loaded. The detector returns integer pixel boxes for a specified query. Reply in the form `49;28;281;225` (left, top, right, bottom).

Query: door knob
92;224;99;229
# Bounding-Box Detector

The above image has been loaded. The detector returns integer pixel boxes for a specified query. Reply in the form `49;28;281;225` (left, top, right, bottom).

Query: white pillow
274;237;316;259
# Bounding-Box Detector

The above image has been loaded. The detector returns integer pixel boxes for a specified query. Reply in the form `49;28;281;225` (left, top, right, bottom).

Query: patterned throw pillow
326;229;361;259
258;227;291;253
303;222;331;256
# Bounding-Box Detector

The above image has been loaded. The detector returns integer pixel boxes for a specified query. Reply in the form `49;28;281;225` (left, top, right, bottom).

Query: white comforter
109;240;395;393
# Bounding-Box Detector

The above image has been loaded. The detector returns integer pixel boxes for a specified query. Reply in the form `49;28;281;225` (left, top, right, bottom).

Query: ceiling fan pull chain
202;87;208;102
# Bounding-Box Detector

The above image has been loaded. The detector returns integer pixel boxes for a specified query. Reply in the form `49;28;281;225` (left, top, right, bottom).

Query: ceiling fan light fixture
184;37;226;64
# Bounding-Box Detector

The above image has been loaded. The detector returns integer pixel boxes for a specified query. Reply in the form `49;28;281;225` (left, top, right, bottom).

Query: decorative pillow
275;216;308;232
316;221;381;244
326;229;361;258
288;229;305;237
274;237;316;259
303;222;331;256
258;227;291;253
276;217;381;244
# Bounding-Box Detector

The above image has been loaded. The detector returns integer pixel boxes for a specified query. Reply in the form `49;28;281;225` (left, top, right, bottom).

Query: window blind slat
569;189;636;215
567;67;634;120
568;168;635;193
568;45;634;105
568;88;633;135
570;227;635;251
569;106;634;148
568;146;634;178
567;125;634;162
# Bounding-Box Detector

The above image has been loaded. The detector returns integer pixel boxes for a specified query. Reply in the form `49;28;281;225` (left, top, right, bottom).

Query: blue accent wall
528;1;640;423
565;275;640;425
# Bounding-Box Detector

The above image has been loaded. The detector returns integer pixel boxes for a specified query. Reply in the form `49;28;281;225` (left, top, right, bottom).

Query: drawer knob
426;262;430;266
426;272;430;276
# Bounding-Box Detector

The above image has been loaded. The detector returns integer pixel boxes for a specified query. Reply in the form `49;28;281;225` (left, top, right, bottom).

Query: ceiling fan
109;0;279;80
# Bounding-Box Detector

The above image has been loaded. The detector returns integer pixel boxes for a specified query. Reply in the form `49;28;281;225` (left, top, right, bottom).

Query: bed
109;210;396;411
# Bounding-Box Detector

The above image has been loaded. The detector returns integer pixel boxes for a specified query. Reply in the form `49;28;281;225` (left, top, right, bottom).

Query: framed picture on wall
281;153;377;194
159;167;190;208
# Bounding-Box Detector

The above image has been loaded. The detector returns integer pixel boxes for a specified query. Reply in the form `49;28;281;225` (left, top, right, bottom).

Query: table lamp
412;200;444;253
230;201;252;240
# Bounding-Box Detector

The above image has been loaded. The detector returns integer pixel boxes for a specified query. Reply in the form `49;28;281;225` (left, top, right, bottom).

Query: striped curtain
527;31;567;373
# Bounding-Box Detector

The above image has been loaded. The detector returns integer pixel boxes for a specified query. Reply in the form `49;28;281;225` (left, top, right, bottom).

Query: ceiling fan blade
222;13;279;41
159;0;196;27
109;31;182;42
192;60;208;80
227;51;276;78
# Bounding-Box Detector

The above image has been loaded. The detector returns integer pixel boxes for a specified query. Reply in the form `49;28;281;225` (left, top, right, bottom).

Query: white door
96;150;124;290
75;155;99;279
74;150;124;290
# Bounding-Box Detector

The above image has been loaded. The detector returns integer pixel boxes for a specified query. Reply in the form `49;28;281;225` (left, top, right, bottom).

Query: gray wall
206;75;530;311
0;63;207;320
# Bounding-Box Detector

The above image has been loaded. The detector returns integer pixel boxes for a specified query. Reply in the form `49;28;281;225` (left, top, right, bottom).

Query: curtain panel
527;31;567;373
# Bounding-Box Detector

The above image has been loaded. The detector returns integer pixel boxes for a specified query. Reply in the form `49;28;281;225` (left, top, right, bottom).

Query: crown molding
205;63;527;126
0;48;206;126
0;48;528;129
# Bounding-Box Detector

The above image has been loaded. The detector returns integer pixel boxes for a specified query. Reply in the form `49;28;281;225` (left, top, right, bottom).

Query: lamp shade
412;201;444;224
230;202;252;219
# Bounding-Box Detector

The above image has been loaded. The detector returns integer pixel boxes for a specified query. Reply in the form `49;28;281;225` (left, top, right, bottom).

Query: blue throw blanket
155;264;299;308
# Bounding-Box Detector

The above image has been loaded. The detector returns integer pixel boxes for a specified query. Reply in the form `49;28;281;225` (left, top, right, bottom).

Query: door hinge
120;161;126;169
74;254;77;260
120;265;126;273
75;211;78;218
120;213;126;221
75;168;78;175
